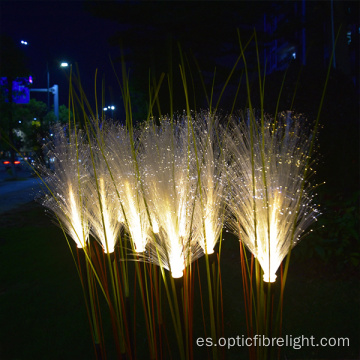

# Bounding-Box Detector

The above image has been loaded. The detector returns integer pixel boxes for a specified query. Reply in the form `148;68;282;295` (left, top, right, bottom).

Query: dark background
0;1;359;359
1;1;358;116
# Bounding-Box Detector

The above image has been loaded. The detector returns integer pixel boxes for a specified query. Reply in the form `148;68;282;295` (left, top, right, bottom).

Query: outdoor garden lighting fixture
41;111;320;283
68;184;88;249
101;122;149;253
41;127;90;249
225;112;320;283
121;180;147;253
193;112;226;255
86;172;122;254
86;139;123;254
140;117;203;278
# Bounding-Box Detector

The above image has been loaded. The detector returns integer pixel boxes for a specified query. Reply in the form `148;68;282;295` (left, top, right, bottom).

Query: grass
0;200;358;359
283;262;359;359
0;203;93;359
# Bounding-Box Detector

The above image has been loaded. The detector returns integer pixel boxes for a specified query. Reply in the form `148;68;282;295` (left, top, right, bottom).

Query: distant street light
103;105;115;119
20;39;51;111
21;40;70;120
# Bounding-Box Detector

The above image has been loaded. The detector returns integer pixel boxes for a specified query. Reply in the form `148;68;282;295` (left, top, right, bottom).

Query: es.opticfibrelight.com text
196;335;350;350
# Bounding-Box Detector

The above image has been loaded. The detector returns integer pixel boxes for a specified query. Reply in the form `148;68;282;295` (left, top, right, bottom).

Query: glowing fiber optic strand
225;112;320;282
86;148;123;254
41;126;90;249
102;123;149;253
140;117;203;278
193;112;226;255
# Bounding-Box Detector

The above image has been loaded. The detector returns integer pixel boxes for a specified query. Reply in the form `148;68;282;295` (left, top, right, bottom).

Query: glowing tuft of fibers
102;123;149;253
140;116;204;278
41;126;90;249
225;112;320;282
68;183;88;248
193;112;226;255
87;170;122;254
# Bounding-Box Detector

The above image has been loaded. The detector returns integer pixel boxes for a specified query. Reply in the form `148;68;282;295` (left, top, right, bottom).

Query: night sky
0;1;272;112
1;1;124;107
1;1;358;116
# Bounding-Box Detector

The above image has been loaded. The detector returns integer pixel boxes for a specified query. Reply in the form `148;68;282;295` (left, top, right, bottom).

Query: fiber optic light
225;115;320;284
263;272;277;283
152;217;159;233
68;185;87;249
203;217;215;254
99;177;116;254
205;246;214;255
124;181;147;253
171;268;184;279
169;249;185;278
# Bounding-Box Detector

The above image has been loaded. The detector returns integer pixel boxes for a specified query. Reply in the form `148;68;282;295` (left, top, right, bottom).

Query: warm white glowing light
42;112;318;284
99;177;116;253
86;174;122;254
193;113;225;255
102;123;149;254
118;209;125;223
68;184;87;248
123;181;147;253
225;113;320;283
203;217;215;254
151;217;159;233
170;259;185;278
140;117;204;278
263;272;277;283
40;127;90;250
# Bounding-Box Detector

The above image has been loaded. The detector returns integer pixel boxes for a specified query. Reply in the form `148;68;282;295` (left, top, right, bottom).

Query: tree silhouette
0;34;30;176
